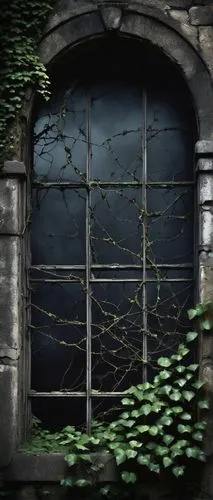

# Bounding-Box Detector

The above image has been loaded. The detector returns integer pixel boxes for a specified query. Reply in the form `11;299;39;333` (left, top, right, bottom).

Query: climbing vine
0;0;53;164
23;304;210;492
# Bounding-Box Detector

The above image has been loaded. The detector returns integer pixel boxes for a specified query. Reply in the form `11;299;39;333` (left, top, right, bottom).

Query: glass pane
31;283;86;391
147;281;194;366
91;82;143;182
90;188;143;265
92;398;122;423
34;87;87;182
31;188;86;265
91;282;144;392
147;88;194;182
146;187;193;265
31;398;86;431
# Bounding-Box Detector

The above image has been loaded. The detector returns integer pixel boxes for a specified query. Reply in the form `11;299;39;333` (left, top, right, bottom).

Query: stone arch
38;8;213;140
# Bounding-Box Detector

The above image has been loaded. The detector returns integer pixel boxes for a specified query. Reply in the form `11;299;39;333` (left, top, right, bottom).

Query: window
30;40;196;431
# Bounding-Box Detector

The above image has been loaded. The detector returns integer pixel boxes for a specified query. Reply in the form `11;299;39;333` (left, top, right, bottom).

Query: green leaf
149;462;160;474
171;406;183;414
155;445;168;456
182;391;195;402
180;412;192;421
120;412;130;420
159;416;173;426
159;385;172;396
75;443;88;451
192;432;203;442
122;398;134;406
149;426;159;436
170;391;181;401
192;380;204;390
198;400;209;409
141;404;152;416
75;479;91;487
121;472;137;484
131;410;140;418
60;478;73;487
186;331;198;343
152;402;164;413
176;365;186;374
188;309;198;320
163;435;174;445
137;454;151;466
178;345;190;356
201;320;213;331
163;456;173;468
157;357;172;368
65;454;78;466
172;466;185;478
129;440;142;448
187;364;199;372
158;370;171;380
115;449;126;466
136;425;149;434
120;419;135;428
178;424;191;434
194;421;207;431
175;378;187;388
126;449;137;459
186;447;200;459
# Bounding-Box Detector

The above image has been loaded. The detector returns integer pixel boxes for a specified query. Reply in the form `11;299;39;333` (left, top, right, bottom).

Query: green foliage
22;312;210;489
188;300;213;331
0;0;53;163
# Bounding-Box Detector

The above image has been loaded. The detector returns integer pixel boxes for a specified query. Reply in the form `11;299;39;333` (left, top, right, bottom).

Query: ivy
22;304;211;491
0;0;53;163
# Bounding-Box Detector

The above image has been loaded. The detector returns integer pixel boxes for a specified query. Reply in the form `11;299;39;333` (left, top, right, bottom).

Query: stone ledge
196;141;213;156
2;161;26;177
3;452;118;483
189;6;213;26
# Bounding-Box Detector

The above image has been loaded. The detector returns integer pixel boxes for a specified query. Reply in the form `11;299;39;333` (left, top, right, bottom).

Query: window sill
3;451;118;482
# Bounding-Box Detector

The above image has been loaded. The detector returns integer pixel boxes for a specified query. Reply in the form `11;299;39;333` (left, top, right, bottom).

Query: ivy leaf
163;435;174;445
115;449;126;466
129;440;142;448
187;364;199;372
155;446;168;456
178;424;191;434
120;419;135;428
121;472;137;484
186;331;198;343
176;365;186;374
158;370;171;380
170;391;181;401
157;357;172;368
126;449;137;459
178;345;190;357
149;426;159;436
182;391;195;402
122;398;134;406
192;380;204;390
136;425;149;434
120;412;130;420
171;406;183;414
137;454;151;466
159;385;172;396
180;412;192;421
188;309;198;320
198;400;209;409
163;456;173;468
159;416;173;426
201;320;213;331
75;479;91;487
141;404;152;416
175;378;187;388
149;463;160;474
172;466;185;478
192;432;203;441
65;454;78;466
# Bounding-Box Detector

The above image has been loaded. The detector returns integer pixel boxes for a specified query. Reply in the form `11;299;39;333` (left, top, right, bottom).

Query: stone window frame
1;6;213;483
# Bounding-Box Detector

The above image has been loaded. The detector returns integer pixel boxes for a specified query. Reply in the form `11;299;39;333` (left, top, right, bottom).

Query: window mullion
86;91;92;433
142;87;148;383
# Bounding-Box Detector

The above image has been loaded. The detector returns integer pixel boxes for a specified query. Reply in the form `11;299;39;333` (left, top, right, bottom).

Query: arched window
30;39;197;430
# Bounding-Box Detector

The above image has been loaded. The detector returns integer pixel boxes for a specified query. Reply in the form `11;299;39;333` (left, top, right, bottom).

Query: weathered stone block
0;365;18;466
199;265;213;301
200;207;213;249
196;140;213;156
0;237;21;353
167;0;193;7
100;6;122;30
190;6;213;26
0;179;22;235
198;175;213;205
199;26;213;80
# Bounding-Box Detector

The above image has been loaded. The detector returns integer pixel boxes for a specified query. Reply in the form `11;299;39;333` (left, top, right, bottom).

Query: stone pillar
196;141;213;497
0;161;26;467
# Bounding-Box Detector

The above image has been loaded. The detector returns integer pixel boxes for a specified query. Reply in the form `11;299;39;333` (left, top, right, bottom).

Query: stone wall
1;0;213;499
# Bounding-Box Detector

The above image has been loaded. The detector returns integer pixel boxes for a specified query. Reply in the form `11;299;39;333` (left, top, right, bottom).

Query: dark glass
31;398;86;431
91;282;144;392
31;188;86;265
31;283;86;391
90;188;142;265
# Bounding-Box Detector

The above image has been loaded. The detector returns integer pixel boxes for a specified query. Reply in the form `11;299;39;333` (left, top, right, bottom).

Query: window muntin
31;54;195;430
